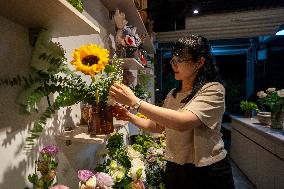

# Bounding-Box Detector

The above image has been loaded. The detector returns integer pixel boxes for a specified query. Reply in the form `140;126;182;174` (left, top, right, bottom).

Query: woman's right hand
112;104;131;121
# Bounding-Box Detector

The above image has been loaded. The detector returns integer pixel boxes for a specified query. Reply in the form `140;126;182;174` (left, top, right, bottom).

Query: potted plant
240;100;259;118
257;88;284;129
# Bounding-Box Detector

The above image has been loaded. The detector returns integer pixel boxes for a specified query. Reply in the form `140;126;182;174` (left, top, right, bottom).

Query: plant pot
88;105;114;135
244;110;253;118
256;112;271;125
270;111;284;129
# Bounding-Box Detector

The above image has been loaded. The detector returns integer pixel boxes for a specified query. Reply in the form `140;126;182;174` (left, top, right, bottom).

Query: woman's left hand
109;83;139;107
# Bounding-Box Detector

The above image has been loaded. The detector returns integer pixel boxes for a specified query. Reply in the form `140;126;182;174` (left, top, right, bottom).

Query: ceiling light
276;24;284;35
193;9;199;14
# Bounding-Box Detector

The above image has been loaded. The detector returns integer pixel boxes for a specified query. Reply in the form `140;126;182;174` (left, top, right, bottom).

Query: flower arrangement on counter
257;88;284;113
0;30;123;149
94;132;166;189
257;87;284;129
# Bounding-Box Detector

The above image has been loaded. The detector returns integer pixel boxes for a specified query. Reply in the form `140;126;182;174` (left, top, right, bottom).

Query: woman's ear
197;57;205;69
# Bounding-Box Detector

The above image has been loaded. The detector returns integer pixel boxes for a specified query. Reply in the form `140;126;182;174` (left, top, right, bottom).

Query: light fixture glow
276;25;284;35
193;9;199;14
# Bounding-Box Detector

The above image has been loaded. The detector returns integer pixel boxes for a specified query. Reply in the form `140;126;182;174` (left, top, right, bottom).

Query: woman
110;35;235;189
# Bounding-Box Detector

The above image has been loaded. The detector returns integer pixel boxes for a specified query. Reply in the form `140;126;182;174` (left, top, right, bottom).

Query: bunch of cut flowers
24;145;70;189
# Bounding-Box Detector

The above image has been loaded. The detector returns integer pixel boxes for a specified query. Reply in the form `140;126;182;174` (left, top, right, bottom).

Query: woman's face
171;55;199;81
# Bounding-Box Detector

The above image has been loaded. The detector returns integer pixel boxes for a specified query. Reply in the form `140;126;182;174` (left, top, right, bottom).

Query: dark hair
172;35;222;103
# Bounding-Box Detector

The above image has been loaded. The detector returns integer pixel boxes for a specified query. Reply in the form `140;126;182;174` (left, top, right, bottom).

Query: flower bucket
88;105;114;135
270;112;284;129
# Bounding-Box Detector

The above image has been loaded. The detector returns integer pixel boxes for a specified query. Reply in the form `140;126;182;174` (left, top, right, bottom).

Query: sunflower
71;44;109;76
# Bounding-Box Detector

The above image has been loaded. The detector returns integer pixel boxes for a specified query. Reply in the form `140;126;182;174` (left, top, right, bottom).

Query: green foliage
131;134;154;156
106;133;131;168
67;0;84;12
240;100;259;112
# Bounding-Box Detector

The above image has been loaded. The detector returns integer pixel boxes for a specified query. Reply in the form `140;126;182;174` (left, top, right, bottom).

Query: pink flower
78;170;95;182
41;145;59;156
95;172;114;188
49;185;70;189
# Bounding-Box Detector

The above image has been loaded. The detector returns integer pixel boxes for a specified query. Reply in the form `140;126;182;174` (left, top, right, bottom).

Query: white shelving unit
120;58;145;70
0;0;100;37
102;0;155;54
57;126;107;144
57;120;129;144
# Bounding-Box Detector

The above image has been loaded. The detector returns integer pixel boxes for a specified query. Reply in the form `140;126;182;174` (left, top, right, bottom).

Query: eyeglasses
170;58;192;65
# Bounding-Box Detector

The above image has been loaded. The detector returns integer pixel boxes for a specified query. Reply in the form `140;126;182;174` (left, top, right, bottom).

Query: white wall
0;1;117;188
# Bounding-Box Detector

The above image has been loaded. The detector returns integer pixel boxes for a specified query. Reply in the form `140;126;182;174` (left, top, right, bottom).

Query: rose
78;170;95;182
79;176;96;189
41;145;59;156
266;88;276;93
257;91;267;98
95;172;114;189
126;145;143;160
49;185;70;189
277;89;284;97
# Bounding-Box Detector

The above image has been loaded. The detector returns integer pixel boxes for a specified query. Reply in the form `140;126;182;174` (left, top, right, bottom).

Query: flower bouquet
0;30;123;149
24;145;70;189
70;43;123;135
95;132;166;189
257;88;284;129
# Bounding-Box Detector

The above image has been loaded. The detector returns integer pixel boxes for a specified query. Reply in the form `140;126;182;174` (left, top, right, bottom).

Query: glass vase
270;111;284;129
88;105;114;135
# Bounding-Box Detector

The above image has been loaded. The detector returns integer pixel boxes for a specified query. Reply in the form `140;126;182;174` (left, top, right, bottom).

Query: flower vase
244;110;253;118
270;111;284;129
88;105;114;135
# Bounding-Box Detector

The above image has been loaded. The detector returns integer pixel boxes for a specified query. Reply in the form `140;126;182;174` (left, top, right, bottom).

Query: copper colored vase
88;105;114;135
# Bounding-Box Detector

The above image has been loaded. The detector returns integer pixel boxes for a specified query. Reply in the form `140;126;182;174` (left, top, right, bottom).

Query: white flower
110;168;125;182
129;158;146;181
277;89;284;97
79;175;96;189
266;88;276;93
257;91;267;98
125;145;143;160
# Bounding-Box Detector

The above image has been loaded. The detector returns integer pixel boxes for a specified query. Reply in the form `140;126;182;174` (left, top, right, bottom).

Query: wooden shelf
102;0;155;54
57;126;107;144
120;58;145;70
0;0;100;37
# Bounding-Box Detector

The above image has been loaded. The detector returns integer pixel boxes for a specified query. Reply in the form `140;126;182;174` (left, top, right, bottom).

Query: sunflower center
82;55;100;66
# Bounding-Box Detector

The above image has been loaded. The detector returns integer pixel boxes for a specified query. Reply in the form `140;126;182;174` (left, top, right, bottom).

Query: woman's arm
110;83;202;131
113;105;164;133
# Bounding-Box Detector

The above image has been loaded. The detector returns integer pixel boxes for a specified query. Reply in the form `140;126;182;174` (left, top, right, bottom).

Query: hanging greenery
67;0;84;13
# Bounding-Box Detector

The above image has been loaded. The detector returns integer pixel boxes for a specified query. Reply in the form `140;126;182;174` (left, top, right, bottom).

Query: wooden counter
230;115;284;189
